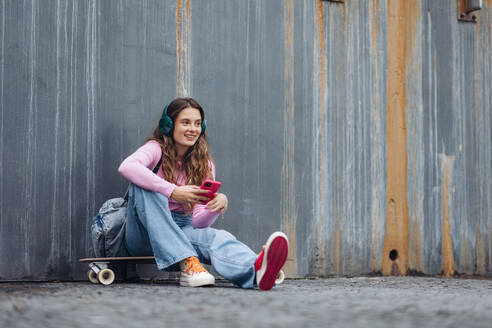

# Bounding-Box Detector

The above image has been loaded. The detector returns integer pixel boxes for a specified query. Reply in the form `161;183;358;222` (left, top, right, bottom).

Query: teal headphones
159;103;207;137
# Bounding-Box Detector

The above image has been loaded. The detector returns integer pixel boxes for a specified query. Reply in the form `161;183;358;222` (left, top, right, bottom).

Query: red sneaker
255;232;289;291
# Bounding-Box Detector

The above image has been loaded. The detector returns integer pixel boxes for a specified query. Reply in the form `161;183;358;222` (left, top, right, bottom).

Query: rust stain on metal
315;0;327;276
457;0;467;21
282;0;296;278
341;1;347;27
441;157;455;277
457;0;486;21
382;0;420;276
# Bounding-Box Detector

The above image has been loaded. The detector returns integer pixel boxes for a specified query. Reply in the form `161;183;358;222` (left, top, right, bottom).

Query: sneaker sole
180;276;215;287
257;232;289;291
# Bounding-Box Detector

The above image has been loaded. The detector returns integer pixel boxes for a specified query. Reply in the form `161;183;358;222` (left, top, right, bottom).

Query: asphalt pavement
1;276;492;328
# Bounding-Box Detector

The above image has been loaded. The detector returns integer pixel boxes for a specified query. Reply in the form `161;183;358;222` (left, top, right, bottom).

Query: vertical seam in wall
486;0;491;275
473;6;488;276
282;0;296;277
473;10;481;276
406;0;424;275
185;0;191;96
176;0;191;97
25;0;39;276
369;0;383;273
176;0;182;97
485;0;492;275
64;0;72;277
70;0;77;268
60;0;71;276
0;0;5;235
315;0;326;276
50;0;62;274
338;1;346;276
441;157;455;277
86;0;97;261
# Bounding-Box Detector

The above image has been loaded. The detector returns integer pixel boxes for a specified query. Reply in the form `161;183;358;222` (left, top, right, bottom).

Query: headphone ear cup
201;119;207;136
159;115;174;136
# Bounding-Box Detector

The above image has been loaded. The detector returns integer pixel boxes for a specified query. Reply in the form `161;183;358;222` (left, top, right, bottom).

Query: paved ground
1;277;492;328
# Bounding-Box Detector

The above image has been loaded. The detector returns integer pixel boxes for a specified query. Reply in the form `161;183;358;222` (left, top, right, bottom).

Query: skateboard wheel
275;270;285;285
87;270;99;284
97;268;115;285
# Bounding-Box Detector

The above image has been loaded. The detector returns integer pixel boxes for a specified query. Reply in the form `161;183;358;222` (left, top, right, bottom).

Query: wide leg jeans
125;184;257;289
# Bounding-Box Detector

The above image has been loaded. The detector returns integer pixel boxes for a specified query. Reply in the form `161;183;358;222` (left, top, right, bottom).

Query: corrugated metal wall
1;0;491;281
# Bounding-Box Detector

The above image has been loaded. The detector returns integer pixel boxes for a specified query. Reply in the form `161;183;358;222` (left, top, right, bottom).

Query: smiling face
172;107;202;154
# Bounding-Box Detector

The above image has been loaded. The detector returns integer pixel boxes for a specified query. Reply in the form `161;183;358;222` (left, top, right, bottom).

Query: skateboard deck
80;256;286;286
79;256;156;285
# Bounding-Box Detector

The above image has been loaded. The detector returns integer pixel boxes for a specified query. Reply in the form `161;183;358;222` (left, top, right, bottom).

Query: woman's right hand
170;185;209;205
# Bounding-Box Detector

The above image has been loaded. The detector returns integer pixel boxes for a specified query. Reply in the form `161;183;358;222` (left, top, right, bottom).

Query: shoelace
184;257;207;274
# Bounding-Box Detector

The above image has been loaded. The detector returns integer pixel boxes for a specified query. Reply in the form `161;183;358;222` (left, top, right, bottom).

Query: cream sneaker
179;257;215;287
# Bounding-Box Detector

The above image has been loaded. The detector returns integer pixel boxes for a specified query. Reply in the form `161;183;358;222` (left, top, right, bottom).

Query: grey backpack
91;157;162;257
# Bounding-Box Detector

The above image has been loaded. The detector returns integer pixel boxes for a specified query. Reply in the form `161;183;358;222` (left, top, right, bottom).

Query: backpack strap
123;155;163;202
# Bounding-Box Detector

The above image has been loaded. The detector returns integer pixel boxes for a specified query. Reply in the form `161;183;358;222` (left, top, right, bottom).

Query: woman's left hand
206;193;228;213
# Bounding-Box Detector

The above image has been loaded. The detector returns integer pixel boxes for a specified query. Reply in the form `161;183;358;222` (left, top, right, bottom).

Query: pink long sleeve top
118;140;219;228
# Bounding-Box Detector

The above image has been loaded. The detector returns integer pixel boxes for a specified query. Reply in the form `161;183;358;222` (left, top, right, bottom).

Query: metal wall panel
1;0;491;280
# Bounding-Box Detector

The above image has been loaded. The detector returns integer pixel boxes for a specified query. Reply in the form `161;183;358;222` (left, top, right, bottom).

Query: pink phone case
200;179;221;204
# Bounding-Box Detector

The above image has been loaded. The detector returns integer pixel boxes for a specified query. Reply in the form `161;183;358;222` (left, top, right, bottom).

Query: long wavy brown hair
147;98;214;186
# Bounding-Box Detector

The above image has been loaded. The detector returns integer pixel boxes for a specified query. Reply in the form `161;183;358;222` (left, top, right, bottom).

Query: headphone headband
159;102;207;137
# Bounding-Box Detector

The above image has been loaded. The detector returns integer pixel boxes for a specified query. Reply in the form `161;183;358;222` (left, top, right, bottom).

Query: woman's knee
129;183;169;206
185;226;237;245
216;229;237;241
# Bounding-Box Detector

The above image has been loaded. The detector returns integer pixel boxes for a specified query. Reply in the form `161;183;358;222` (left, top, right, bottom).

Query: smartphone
199;179;221;204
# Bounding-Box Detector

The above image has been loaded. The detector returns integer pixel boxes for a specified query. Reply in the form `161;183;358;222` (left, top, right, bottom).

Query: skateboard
79;256;156;285
80;256;286;286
